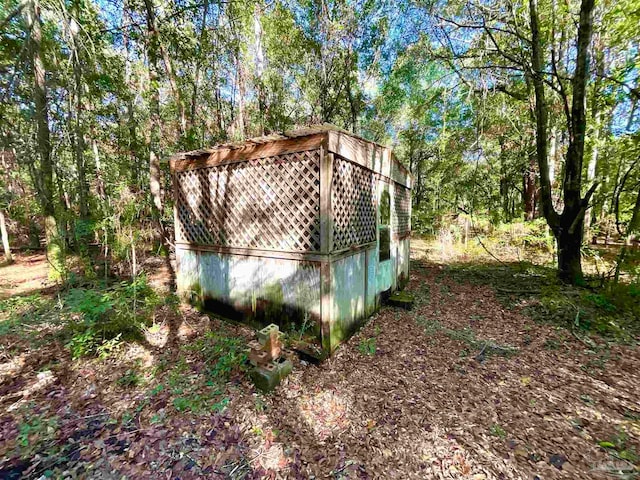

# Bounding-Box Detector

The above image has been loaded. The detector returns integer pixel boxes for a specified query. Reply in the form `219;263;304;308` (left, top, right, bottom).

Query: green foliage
0;275;162;357
15;408;59;459
529;281;640;342
0;294;55;337
443;260;640;342
172;395;229;414
65;275;161;358
489;423;507;438
358;337;377;356
117;368;142;388
65;288;113;321
185;331;248;382
154;331;248;415
598;430;639;464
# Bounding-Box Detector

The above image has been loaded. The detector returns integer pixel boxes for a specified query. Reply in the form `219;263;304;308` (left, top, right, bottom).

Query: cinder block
387;291;415;310
250;363;280;392
263;329;282;360
248;349;269;367
257;324;280;345
274;358;293;380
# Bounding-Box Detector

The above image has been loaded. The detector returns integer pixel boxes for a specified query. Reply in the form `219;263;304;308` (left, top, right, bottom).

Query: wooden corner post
320;145;334;351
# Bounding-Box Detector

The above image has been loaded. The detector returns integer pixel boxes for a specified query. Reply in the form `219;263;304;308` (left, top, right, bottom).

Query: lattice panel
393;184;411;237
175;150;321;251
332;157;376;250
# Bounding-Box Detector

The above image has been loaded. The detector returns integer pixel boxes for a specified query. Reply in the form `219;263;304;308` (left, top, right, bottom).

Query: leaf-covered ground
0;248;639;479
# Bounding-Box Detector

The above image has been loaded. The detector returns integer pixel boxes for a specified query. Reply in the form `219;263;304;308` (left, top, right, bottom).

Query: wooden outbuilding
170;125;411;352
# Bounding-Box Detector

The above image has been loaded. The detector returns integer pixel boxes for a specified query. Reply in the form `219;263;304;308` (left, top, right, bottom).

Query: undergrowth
444;262;640;342
0;274;165;357
154;330;247;414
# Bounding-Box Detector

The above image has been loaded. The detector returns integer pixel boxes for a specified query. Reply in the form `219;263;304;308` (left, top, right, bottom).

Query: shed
170;125;411;352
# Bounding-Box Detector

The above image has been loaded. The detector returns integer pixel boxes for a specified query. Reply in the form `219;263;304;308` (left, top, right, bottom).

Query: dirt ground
0;253;52;299
0;247;639;479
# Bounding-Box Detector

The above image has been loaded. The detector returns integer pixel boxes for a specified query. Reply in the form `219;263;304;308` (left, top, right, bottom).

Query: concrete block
257;324;280;345
387;290;415;310
274;358;293;380
248;349;269;367
263;330;282;360
249;362;280;392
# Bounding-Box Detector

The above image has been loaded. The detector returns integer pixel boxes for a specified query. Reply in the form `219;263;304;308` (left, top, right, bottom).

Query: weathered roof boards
170;125;411;352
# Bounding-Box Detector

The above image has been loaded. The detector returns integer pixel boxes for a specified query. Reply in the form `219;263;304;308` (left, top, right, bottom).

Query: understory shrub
529;281;640;341
65;274;161;358
445;263;640;342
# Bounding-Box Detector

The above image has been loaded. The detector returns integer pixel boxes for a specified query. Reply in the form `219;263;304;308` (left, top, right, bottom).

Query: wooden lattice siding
331;156;376;250
175;150;321;251
393;184;411;237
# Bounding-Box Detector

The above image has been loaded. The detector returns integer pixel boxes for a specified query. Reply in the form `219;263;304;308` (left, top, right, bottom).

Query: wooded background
1;0;639;284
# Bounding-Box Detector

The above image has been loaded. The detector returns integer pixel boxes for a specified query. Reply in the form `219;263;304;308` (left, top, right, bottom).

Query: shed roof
170;124;411;188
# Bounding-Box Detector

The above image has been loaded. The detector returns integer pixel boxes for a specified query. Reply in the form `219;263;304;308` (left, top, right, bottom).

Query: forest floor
0;241;639;479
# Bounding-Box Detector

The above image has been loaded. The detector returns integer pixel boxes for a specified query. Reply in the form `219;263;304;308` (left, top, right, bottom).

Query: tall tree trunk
142;0;175;290
92;137;106;203
143;0;164;223
70;16;88;219
254;2;266;135
159;43;186;138
529;0;596;284
26;0;62;279
346;69;357;134
123;0;141;189
524;152;537;221
557;0;596;283
189;0;210;139
0;209;12;263
236;55;247;138
584;24;604;243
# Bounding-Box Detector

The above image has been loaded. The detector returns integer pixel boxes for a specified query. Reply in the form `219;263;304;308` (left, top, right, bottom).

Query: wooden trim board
175;242;326;263
170;129;411;187
170;134;326;172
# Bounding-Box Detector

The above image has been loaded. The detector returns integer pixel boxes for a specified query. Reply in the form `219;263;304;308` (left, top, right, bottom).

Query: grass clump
64;274;162;358
358;337;377;356
0;294;59;338
0;274;164;358
117;368;142;388
598;429;639;464
443;262;640;342
489;423;507;438
14;406;59;459
161;331;247;415
527;281;639;342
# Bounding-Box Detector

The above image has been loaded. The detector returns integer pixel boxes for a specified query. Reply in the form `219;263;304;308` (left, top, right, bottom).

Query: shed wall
176;247;321;331
175;149;321;251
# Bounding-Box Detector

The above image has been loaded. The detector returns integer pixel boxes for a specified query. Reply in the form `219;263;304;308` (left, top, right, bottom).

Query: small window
379;190;391;261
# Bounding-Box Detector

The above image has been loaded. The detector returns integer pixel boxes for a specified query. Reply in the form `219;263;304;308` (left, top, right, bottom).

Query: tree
25;0;64;279
426;0;601;283
530;0;598;283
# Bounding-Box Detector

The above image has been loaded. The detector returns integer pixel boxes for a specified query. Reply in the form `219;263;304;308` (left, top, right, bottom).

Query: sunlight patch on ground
0;354;26;383
296;389;351;442
6;370;56;412
122;343;156;370
231;395;291;472
0;254;52;299
143;310;199;348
